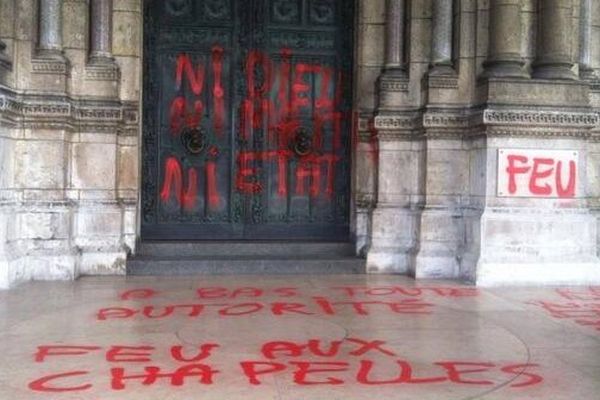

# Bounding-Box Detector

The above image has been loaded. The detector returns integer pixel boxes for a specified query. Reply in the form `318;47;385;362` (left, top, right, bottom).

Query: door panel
142;0;353;240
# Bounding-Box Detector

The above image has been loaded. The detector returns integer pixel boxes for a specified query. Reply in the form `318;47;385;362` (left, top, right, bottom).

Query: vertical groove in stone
0;40;9;67
483;0;528;78
532;0;576;80
579;0;595;79
90;0;113;62
38;0;63;57
430;0;454;75
384;0;407;74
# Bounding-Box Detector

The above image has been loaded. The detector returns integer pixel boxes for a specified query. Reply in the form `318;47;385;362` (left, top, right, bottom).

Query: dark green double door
141;0;353;240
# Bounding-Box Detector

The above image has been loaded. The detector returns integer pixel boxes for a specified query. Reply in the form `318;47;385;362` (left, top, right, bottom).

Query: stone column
483;0;527;78
38;0;64;59
430;0;454;75
579;0;595;80
532;0;576;80
90;0;113;63
85;0;119;97
384;0;407;75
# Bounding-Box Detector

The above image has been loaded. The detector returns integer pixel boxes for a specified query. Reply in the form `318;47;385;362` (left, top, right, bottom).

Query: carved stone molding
483;109;599;128
22;102;71;117
85;61;120;81
483;126;593;139
424;113;474;128
0;88;138;133
75;107;122;121
379;75;409;93
31;57;68;75
427;74;458;89
374;112;423;132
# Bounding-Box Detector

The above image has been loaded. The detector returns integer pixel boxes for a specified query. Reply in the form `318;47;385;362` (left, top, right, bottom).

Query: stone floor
1;275;599;399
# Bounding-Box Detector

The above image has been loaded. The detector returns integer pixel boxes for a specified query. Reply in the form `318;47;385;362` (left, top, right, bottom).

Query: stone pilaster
367;114;425;275
32;0;68;92
579;0;595;80
85;0;119;97
483;0;528;78
532;0;576;80
366;1;425;274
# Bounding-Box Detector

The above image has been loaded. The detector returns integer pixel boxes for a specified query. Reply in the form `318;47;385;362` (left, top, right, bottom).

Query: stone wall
1;0;600;288
0;0;140;288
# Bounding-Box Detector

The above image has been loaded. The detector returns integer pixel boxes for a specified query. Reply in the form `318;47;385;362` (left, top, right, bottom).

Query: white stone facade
1;0;600;288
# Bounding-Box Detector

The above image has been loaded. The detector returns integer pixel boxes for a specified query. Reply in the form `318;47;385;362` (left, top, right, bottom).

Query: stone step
136;241;357;258
127;256;365;276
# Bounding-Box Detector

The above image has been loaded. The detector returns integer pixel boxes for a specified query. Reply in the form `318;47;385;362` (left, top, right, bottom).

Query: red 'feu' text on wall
497;149;578;198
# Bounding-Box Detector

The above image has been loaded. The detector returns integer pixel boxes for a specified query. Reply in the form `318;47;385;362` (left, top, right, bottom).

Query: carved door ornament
180;126;205;155
292;127;313;157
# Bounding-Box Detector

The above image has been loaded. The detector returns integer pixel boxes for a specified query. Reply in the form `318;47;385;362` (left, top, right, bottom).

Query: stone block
0;137;14;189
378;146;424;205
118;144;138;191
10;253;78;283
75;208;122;238
113;11;141;57
115;55;140;101
486;79;590;107
358;23;385;66
79;251;127;275
476;208;600;285
409;16;431;63
62;0;88;50
591;26;600;70
65;49;87;96
367;207;422;274
15;212;69;240
114;0;141;12
359;0;385;24
15;0;34;41
123;207;136;235
0;0;15;38
460;9;476;58
71;142;117;190
587;151;600;199
356;65;380;110
14;140;66;189
426;149;469;196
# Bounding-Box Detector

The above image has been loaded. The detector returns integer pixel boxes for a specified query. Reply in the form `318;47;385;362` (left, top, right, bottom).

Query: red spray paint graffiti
161;47;349;210
28;341;543;392
529;287;600;333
